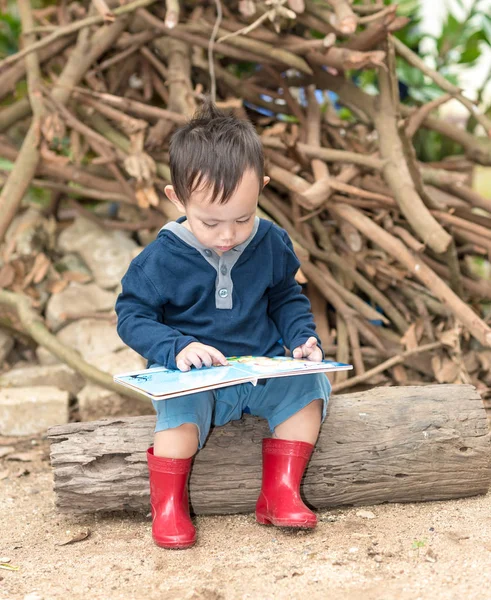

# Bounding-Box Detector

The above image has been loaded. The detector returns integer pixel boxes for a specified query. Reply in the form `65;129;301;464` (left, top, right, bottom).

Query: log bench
48;385;491;515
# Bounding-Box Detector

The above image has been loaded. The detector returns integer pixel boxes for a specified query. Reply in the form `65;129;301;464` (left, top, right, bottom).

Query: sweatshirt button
220;265;227;275
218;288;228;298
204;250;212;257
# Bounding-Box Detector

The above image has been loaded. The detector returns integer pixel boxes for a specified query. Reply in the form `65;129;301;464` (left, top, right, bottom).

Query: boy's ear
263;176;270;188
164;185;186;213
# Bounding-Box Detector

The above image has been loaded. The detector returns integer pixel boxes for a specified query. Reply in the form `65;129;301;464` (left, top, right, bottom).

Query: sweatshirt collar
161;216;262;256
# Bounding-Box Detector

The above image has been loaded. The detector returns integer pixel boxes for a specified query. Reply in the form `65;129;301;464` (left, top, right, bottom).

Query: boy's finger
199;351;213;368
188;352;203;369
306;337;317;347
293;347;303;358
208;346;228;365
177;358;190;372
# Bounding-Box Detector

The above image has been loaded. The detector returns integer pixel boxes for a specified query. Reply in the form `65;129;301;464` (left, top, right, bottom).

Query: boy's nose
221;227;235;242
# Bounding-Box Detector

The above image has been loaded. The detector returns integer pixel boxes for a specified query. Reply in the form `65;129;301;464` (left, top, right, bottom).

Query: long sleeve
116;263;198;369
267;233;322;354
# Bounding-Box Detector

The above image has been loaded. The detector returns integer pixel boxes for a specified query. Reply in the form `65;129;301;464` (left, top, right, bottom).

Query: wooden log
48;385;491;515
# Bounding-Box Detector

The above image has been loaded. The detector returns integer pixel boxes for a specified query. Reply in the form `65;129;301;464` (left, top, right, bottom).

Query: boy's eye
237;217;251;224
202;222;218;228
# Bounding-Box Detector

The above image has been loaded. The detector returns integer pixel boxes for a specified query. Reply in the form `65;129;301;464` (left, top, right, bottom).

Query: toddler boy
116;101;331;549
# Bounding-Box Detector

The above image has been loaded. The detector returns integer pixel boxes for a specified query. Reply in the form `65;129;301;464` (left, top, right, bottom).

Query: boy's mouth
215;245;234;252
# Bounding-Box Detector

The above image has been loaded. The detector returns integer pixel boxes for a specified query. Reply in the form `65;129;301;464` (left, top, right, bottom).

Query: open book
114;356;353;400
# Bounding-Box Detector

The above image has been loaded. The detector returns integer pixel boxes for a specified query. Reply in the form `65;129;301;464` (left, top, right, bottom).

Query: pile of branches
1;0;491;402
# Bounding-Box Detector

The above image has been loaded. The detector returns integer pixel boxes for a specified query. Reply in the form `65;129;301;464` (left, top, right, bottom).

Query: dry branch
0;0;490;399
0;290;149;406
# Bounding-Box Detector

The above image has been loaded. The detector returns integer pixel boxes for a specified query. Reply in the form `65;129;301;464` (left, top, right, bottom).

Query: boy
116;101;331;549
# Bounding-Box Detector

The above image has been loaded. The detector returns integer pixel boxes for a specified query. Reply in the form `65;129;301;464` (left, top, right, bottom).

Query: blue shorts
151;372;331;449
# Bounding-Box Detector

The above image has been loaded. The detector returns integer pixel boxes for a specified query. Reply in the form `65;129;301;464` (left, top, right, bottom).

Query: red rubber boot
147;448;196;549
255;438;317;528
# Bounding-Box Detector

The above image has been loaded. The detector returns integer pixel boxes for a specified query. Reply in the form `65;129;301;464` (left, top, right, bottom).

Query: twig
421;255;491;299
0;0;159;71
43;88;118;153
0;0;45;242
209;0;223;102
399;105;491;166
327;0;357;33
195;21;314;75
0;35;75;102
332;342;443;393
0;15;130;240
393;35;491;137
0;290;149;405
335;315;350;383
0;97;32;132
67;198;162;231
307;48;386;71
431;211;491;241
0;173;130;204
316;262;390;324
373;40;453;255
345;318;365;376
165;0;180;28
405;93;452;139
358;5;395;24
330;202;491;347
165;38;196;116
139;10;279;66
262;136;385;170
0;138;131;197
217;8;272;43
443;183;491;214
311;218;409;334
260;193;410;333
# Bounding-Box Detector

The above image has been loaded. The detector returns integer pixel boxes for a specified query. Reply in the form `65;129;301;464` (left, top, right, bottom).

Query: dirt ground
1;435;491;600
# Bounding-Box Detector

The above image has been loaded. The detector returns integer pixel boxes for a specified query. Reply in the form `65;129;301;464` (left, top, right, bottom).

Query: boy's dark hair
169;100;264;205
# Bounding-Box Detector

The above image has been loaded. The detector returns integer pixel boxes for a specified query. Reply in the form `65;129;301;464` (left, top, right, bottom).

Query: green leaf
458;32;482;64
437;13;462;54
0;13;21;57
395;0;420;17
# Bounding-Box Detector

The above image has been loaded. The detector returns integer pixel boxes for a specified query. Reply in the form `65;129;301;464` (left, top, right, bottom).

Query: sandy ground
1;435;491;600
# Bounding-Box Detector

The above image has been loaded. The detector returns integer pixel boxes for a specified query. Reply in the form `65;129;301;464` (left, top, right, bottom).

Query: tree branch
329;203;491;347
392;35;491;137
0;0;159;71
0;290;149;405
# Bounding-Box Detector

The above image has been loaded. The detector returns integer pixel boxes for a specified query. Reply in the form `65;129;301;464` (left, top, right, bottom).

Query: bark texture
48;385;491;515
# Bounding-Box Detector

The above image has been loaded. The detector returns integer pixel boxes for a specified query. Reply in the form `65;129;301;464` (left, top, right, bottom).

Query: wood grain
48;385;491;514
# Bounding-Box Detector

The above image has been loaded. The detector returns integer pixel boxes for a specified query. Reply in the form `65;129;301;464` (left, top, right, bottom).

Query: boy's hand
176;342;228;372
292;337;323;362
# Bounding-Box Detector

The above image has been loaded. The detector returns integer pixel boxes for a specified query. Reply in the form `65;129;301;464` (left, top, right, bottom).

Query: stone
77;348;153;421
0;387;69;436
0;364;85;396
5;206;55;258
36;346;61;366
0;329;14;364
45;282;117;331
37;318;126;365
356;509;376;519
57;216;139;289
54;253;92;279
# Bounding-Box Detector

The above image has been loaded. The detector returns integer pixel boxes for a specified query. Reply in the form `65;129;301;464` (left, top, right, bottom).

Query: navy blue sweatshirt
116;217;321;369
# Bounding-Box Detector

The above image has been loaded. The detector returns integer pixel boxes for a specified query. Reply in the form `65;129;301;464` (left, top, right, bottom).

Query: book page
225;356;352;378
114;363;252;398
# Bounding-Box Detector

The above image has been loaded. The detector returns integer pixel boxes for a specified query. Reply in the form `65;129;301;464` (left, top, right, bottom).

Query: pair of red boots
147;438;316;549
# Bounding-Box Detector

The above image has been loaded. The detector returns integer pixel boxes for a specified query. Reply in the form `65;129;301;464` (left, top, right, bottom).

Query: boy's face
165;170;269;254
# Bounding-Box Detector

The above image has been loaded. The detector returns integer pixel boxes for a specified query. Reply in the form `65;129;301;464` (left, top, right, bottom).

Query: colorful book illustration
114;356;353;400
